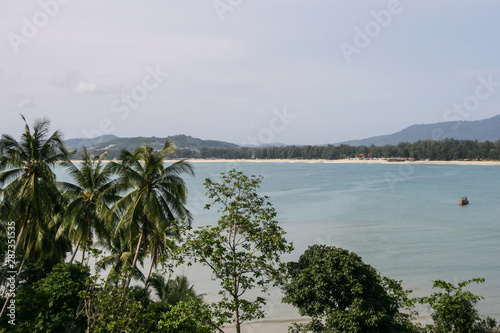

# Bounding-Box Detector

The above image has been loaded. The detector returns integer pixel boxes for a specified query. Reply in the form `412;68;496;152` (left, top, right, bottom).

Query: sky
1;0;500;146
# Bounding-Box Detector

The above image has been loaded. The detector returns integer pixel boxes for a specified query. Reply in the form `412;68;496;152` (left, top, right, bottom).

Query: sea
59;161;500;332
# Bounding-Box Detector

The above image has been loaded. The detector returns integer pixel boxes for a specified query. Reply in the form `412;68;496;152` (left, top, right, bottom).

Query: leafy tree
147;274;220;333
81;274;149;333
167;138;500;161
80;271;218;333
418;278;499;333
283;245;420;333
109;141;194;290
5;263;89;332
179;169;294;333
155;298;219;333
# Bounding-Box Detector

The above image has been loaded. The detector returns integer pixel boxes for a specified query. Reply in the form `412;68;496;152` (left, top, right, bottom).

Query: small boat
459;196;469;205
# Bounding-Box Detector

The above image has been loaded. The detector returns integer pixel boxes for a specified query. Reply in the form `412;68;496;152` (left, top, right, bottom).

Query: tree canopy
418;278;499;333
283;245;420;333
179;169;293;333
1;117;499;332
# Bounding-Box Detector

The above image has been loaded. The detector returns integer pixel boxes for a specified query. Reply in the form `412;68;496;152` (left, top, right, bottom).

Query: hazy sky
2;1;500;145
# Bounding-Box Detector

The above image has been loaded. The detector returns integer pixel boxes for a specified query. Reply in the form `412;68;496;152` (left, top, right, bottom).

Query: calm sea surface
58;161;500;330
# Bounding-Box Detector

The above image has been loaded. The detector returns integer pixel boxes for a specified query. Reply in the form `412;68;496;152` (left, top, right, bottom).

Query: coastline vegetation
77;136;500;162
0;116;498;332
191;139;500;161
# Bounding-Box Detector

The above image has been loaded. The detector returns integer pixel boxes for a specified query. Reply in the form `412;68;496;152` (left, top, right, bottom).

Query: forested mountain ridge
65;115;500;160
340;114;500;146
65;135;119;149
66;134;239;158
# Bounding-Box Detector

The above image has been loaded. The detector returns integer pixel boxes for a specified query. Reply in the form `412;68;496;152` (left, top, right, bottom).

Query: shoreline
169;158;500;166
69;158;500;166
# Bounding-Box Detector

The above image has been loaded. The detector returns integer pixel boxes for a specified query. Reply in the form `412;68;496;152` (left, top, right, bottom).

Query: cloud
50;71;119;94
75;80;97;93
17;96;35;109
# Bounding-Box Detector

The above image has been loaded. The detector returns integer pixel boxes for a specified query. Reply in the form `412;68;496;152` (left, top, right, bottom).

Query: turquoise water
56;161;500;328
182;162;500;322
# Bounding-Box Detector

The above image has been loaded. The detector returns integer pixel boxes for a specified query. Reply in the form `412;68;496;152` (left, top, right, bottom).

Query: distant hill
241;142;288;148
66;134;239;158
65;135;119;149
339;115;500;146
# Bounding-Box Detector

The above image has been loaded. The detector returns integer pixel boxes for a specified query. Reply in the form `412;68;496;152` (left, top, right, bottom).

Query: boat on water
459;196;469;205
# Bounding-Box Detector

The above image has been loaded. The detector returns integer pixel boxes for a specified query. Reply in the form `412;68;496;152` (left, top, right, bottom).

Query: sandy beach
177;158;500;166
76;158;500;166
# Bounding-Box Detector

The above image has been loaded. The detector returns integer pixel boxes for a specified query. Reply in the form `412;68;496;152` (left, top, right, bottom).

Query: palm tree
58;149;118;264
144;219;180;284
97;228;146;283
0;115;70;270
109;141;194;291
147;274;203;305
0;115;70;318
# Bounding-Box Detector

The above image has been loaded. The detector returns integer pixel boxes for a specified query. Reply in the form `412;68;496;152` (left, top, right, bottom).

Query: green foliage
0;116;71;264
68;134;500;162
283;245;421;333
146;274;217;332
179;169;293;332
71;134;239;160
4;118;500;332
79;270;215;333
418;278;499;333
156;299;219;333
58;148;118;265
148;273;203;306
7;263;89;332
109;141;194;288
183;139;500;161
0;223;7;265
81;275;150;333
95;229;146;283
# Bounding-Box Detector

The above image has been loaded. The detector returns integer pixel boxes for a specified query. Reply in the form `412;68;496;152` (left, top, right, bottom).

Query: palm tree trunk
13;223;26;255
122;227;144;297
81;246;86;265
69;239;80;264
131;228;144;272
0;255;26;320
145;255;155;287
